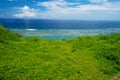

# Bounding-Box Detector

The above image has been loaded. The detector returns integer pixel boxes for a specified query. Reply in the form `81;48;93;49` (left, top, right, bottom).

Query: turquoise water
0;19;120;40
10;28;120;40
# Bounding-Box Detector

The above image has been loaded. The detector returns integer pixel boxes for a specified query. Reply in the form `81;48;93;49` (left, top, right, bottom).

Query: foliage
0;25;120;80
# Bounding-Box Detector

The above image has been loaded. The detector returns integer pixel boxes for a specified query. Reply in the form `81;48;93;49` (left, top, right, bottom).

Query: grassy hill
0;25;120;80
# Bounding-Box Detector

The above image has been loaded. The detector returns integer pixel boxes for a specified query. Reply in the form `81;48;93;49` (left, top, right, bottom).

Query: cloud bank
13;0;120;20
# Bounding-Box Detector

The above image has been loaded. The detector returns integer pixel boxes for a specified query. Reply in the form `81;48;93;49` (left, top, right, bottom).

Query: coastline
0;25;120;80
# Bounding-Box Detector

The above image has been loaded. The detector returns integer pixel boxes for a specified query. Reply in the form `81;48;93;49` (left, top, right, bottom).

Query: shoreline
0;25;120;80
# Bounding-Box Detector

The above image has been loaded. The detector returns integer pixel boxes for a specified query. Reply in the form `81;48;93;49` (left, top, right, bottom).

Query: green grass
0;25;120;80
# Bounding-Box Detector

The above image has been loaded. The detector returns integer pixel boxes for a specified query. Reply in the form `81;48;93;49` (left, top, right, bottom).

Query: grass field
0;25;120;80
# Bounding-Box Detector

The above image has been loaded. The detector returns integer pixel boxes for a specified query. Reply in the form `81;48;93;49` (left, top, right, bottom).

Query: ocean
0;19;120;40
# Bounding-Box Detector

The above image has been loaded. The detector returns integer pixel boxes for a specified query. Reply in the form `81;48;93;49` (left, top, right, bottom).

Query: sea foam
26;29;37;31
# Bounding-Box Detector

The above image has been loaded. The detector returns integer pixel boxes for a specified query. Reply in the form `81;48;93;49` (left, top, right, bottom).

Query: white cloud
35;0;120;20
14;5;37;18
37;0;120;11
37;0;80;10
13;0;120;20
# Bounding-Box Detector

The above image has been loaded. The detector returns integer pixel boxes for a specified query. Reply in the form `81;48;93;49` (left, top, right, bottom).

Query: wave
26;29;37;31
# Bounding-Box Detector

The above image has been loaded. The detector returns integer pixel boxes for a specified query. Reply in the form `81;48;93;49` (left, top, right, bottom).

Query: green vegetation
0;25;120;80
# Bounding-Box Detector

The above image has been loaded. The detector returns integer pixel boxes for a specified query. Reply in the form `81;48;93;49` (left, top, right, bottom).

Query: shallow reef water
10;28;120;40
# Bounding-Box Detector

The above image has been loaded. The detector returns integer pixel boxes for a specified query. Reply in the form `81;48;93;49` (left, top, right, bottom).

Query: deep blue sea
0;19;120;40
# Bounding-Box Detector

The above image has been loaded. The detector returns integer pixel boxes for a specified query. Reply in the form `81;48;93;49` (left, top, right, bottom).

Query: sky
0;0;120;20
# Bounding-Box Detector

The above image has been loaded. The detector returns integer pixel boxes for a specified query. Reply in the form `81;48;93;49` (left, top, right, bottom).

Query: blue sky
0;0;120;20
